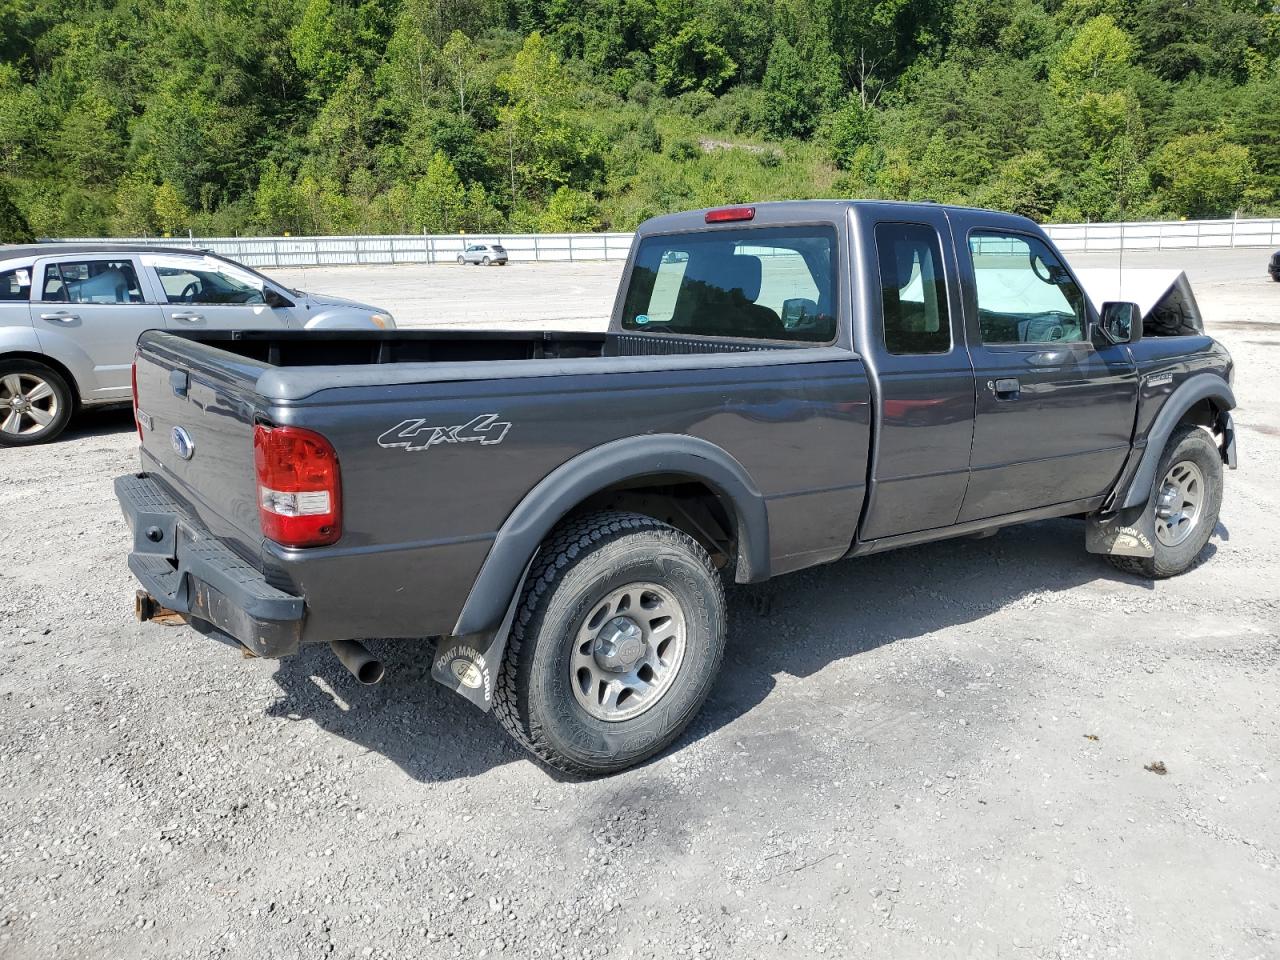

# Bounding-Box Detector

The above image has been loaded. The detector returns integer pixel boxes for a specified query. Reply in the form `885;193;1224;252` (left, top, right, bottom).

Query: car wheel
1109;425;1223;579
483;256;491;265
457;255;465;265
493;511;726;776
0;360;74;446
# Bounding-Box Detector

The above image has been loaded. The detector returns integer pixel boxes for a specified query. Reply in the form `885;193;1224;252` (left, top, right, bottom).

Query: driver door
141;254;294;332
952;219;1139;521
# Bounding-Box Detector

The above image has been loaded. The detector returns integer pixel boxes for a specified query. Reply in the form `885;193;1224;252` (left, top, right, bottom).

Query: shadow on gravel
264;517;1206;782
680;517;1162;755
62;406;135;440
267;641;526;783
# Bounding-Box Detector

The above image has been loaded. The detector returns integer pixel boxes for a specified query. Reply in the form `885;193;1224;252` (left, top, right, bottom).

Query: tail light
253;424;342;547
131;358;142;442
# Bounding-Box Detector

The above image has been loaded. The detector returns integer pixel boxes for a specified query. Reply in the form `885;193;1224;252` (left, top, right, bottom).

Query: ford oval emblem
171;426;195;460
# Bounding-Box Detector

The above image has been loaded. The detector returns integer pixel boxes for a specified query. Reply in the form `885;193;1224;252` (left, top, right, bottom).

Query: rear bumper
115;472;304;657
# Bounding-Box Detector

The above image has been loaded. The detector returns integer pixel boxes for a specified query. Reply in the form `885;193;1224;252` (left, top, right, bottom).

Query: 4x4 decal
377;413;512;452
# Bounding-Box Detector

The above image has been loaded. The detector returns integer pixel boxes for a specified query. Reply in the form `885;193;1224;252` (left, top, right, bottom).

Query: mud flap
1085;502;1156;558
430;557;534;711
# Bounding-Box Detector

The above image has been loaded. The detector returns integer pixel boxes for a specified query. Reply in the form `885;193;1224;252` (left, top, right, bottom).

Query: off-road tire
1109;424;1222;579
0;359;74;446
493;511;726;776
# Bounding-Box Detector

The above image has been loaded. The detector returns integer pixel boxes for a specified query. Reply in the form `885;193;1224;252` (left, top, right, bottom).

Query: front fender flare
452;434;770;640
1119;373;1236;510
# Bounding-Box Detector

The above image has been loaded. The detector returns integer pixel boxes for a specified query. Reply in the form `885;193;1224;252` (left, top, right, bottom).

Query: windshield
621;226;837;343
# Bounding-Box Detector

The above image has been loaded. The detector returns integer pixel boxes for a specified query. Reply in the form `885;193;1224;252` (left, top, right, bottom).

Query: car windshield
620;226;837;342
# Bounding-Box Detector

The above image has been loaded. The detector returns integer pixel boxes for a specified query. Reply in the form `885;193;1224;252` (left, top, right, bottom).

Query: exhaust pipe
330;639;384;685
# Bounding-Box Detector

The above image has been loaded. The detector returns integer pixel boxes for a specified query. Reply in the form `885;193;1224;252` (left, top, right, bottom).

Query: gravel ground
2;249;1278;960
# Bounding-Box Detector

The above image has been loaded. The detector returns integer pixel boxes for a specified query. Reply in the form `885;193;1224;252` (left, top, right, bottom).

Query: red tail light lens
253;424;342;547
705;206;756;223
131;357;142;442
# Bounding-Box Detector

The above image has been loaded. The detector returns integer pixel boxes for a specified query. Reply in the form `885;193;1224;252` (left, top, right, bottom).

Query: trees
0;180;33;243
653;23;737;95
1151;133;1254;219
0;0;1272;238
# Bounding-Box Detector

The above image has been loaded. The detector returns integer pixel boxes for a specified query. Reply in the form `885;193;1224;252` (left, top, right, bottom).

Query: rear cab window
621;226;837;343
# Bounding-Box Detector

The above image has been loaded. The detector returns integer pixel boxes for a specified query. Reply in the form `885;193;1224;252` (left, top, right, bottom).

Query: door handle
992;377;1021;399
171;312;204;322
39;312;79;323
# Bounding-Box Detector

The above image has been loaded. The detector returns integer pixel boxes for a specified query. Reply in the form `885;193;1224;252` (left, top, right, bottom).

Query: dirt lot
1;249;1278;960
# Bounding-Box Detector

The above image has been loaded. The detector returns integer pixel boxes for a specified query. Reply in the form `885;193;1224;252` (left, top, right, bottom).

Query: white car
0;244;395;445
457;242;508;266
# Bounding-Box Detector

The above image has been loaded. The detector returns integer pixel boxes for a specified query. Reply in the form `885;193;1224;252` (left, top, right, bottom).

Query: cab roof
636;199;1039;235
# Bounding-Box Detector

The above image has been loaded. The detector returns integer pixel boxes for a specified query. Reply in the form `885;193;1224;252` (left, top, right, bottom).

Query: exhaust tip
355;659;385;685
330;639;384;685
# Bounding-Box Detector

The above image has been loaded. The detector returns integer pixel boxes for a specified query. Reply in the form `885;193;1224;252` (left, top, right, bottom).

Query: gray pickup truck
117;201;1237;775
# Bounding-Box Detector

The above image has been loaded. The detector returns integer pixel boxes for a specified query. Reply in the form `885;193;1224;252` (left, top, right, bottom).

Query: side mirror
1098;301;1142;345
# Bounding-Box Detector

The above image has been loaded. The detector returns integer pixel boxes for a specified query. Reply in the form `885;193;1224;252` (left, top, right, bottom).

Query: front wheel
0;360;73;446
1110;425;1223;578
493;511;726;776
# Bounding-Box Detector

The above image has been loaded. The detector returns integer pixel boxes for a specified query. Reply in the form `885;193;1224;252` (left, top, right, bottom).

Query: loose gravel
1;250;1277;959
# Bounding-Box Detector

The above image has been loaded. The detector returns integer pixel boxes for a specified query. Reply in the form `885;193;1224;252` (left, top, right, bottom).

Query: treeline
1;0;1278;240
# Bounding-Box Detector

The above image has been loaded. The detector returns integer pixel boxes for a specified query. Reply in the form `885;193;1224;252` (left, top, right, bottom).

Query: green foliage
0;179;34;242
1151;133;1254;219
653;23;736;95
0;0;1274;237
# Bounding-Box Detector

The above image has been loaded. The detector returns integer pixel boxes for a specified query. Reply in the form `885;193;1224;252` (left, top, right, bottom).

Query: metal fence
51;232;636;268
50;217;1280;267
1044;217;1280;252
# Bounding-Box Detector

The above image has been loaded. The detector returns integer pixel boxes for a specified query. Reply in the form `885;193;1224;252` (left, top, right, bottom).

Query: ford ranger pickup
116;201;1237;775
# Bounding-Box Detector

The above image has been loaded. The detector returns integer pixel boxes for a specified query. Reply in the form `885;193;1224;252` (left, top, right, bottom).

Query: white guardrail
53;233;636;268
52;217;1280;267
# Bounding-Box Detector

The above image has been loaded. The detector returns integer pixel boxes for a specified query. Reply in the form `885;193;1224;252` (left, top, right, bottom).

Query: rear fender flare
452;434;770;640
1119;373;1235;510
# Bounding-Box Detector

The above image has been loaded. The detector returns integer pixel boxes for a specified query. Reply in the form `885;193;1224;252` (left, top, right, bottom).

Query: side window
874;223;950;355
154;263;265;305
40;260;144;304
620;226;837;343
968;232;1086;344
0;266;31;301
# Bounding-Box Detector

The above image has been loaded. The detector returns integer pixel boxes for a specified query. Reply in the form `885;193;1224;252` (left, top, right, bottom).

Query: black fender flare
1119;373;1235;510
451;433;770;639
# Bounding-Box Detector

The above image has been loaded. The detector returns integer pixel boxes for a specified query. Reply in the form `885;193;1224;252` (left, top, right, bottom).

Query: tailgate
133;332;270;563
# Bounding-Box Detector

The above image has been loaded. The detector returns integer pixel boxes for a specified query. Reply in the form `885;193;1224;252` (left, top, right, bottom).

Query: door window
875;223;950;355
0;266;31;301
151;258;266;305
41;260;144;304
621;226;837;342
968;232;1086;344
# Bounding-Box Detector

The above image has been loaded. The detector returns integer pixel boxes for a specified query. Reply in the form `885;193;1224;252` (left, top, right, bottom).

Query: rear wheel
1109;425;1222;578
0;360;73;446
493;511;726;776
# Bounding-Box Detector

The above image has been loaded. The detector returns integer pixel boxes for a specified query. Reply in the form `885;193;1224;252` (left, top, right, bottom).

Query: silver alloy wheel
1154;459;1205;547
570;582;688;722
0;372;59;437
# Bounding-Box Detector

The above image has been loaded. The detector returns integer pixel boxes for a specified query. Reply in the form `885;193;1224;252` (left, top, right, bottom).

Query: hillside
1;0;1277;240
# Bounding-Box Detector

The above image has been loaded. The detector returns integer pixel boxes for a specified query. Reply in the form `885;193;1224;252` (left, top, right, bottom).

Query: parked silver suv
457;242;508;266
0;244;396;445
